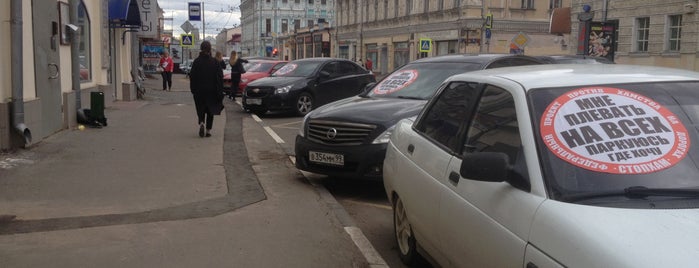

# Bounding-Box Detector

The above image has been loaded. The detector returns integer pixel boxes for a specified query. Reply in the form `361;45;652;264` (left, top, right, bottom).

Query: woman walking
228;51;248;100
189;41;224;137
159;51;174;91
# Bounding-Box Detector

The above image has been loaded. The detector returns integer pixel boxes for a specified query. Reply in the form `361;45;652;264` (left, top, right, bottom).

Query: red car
223;60;287;97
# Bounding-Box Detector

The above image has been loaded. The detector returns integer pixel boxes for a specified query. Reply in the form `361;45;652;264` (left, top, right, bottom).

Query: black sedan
295;54;545;179
242;58;375;116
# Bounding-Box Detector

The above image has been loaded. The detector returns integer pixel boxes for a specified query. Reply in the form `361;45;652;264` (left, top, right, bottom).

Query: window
406;0;412;15
282;19;288;33
549;0;562;9
668;15;682;52
393;42;409;69
294;19;301;31
308;19;314;28
265;18;271;35
309;0;313;4
416;82;481;150
283;0;288;3
635;17;650;52
436;40;458;55
463;85;528;184
322;0;327;4
521;0;534;9
78;2;91;82
295;0;300;3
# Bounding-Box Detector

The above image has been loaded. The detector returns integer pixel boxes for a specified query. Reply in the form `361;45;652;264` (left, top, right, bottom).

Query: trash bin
90;91;107;126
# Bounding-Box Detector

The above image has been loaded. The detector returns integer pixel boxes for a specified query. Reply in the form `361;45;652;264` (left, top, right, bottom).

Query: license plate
246;98;262;105
309;151;344;166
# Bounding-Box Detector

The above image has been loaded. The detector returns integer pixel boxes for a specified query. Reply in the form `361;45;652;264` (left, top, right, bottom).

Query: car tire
393;195;418;265
295;92;313;116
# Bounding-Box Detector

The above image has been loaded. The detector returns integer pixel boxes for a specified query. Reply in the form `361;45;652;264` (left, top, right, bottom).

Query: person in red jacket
159;51;174;91
365;58;373;73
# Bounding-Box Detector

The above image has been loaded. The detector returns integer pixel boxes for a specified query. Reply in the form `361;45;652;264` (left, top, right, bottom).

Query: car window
272;63;286;72
415;82;482;152
486;58;542;69
272;61;323;77
321;62;339;77
337;61;358;75
463;86;529;181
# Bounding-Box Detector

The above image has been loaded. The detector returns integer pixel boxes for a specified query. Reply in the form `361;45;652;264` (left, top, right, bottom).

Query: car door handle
407;144;414;154
449;171;460;185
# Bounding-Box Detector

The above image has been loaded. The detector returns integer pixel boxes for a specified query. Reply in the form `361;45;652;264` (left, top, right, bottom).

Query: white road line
343;199;392;210
263;126;285;144
345;227;389;267
251;114;263;122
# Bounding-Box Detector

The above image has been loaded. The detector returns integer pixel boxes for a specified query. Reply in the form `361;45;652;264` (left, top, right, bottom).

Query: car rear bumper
294;135;386;180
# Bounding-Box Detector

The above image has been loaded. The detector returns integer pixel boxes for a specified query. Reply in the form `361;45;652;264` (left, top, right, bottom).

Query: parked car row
264;54;699;267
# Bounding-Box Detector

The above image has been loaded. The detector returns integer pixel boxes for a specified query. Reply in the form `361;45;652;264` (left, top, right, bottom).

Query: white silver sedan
383;64;699;268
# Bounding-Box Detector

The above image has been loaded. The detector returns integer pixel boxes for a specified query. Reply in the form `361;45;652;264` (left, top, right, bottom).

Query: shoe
205;129;212;137
199;123;205;137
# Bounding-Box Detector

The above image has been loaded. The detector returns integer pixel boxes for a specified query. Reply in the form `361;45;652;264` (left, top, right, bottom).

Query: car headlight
372;125;396;144
276;85;293;94
372;116;416;144
299;112;312;137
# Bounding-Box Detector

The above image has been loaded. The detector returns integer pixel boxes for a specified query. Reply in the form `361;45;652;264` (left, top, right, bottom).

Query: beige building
1;0;162;150
571;0;699;71
334;0;571;76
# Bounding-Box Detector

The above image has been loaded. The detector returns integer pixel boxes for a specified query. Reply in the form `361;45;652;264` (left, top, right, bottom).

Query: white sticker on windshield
274;63;297;76
373;70;419;95
540;87;690;174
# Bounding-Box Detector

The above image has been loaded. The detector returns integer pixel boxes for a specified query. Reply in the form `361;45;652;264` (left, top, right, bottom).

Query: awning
109;0;141;28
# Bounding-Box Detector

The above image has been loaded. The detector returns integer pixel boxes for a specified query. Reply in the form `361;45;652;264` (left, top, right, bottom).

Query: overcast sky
158;0;242;39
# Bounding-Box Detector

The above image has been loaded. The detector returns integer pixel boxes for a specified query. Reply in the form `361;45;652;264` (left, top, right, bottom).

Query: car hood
242;72;268;81
247;76;306;87
309;96;427;126
530;200;699;267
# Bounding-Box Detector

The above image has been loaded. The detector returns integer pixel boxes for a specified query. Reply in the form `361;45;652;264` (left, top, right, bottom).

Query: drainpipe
603;0;609;22
11;0;32;146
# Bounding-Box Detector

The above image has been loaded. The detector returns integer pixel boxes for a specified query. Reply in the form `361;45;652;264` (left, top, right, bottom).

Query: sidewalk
0;74;370;267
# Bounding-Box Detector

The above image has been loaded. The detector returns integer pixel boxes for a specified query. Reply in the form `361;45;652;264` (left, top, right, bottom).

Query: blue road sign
181;34;194;48
419;38;432;52
189;2;201;21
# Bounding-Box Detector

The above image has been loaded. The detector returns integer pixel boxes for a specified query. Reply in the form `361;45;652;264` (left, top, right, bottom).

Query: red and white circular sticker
540;87;690;174
373;70;419;95
274;63;297;76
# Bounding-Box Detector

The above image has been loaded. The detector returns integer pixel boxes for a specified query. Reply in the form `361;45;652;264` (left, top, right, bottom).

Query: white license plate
246;98;262;105
309;151;344;166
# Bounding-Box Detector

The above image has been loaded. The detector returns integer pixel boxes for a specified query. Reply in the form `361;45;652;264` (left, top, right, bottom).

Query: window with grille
668;15;682;52
635;17;650;52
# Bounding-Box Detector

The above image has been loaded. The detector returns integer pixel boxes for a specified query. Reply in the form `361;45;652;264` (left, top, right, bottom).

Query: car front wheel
295;92;313;116
394;195;418;265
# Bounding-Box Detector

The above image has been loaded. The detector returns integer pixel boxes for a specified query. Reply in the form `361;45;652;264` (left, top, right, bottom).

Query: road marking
271;120;303;130
263;126;285;144
345;227;389;267
251;114;263;122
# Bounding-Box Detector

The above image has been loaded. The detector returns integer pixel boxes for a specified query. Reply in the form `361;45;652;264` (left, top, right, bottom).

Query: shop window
78;1;91;82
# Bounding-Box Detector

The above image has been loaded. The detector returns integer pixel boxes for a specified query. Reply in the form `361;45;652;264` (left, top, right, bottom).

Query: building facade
571;0;699;71
215;27;243;57
240;0;336;58
0;0;161;150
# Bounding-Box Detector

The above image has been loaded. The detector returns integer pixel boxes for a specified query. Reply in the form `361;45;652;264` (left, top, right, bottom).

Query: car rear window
368;62;481;99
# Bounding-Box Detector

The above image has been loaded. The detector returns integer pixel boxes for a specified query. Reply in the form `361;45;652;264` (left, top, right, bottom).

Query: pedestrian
358;59;363;68
228;51;248;101
215;51;227;70
159;51;174;91
365;58;373;73
189;41;224;138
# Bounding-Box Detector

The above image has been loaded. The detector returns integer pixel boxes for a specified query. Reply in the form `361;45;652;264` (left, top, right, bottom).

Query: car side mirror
319;71;331;79
460;152;509;182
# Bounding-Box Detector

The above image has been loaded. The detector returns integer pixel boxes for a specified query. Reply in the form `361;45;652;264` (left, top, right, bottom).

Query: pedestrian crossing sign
181;34;195;48
419;38;432;52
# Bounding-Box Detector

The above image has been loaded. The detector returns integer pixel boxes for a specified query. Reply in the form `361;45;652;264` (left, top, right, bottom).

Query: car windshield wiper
560;186;699;202
396;96;424;100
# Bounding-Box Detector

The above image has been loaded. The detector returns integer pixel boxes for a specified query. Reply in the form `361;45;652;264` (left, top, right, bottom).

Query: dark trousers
194;94;214;130
161;71;172;90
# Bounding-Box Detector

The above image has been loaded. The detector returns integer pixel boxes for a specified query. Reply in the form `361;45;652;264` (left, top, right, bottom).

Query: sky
158;0;242;39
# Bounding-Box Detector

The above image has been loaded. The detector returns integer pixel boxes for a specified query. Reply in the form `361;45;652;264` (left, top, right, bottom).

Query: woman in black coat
189;41;224;137
228;51;248;100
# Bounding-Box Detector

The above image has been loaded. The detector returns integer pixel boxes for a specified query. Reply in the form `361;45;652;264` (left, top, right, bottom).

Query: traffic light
272;48;278;57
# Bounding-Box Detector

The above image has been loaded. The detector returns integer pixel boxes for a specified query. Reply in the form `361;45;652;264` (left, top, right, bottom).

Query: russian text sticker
540;87;690;174
274;63;297;76
373;70;419;95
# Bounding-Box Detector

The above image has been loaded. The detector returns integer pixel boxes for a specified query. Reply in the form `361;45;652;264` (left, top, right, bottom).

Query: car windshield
529;82;699;204
271;61;322;77
367;62;481;99
246;62;276;73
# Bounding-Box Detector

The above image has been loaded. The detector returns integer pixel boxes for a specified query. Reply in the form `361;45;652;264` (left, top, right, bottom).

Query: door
438;85;543;267
32;0;63;139
380;45;388;75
